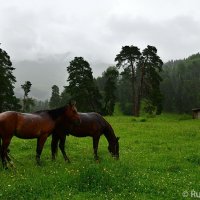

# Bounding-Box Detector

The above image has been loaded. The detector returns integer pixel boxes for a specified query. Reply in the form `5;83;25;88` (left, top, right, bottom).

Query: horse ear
116;137;120;141
69;100;76;106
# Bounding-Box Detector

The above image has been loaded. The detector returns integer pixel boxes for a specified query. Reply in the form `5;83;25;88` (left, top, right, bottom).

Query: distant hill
13;54;111;100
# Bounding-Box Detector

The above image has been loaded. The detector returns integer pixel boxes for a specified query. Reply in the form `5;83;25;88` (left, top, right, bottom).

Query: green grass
1;113;200;199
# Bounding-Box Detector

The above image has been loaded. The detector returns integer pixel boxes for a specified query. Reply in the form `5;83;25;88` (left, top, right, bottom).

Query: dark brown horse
0;102;80;169
51;112;119;162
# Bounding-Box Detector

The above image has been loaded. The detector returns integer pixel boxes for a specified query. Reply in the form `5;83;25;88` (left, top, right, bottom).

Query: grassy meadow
0;113;200;199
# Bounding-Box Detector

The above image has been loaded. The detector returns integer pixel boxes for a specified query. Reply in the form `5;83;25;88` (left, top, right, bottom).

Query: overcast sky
1;0;200;99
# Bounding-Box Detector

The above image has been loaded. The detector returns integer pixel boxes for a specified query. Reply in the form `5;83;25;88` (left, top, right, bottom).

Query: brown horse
0;102;80;169
51;112;119;162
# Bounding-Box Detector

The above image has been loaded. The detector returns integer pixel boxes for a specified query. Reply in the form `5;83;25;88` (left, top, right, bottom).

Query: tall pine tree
103;67;119;115
115;45;141;116
0;45;21;112
67;57;102;112
49;85;61;109
21;81;34;112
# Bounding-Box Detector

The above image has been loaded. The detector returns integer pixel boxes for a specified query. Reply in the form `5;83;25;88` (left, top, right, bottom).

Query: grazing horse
51;112;119;162
0;102;80;169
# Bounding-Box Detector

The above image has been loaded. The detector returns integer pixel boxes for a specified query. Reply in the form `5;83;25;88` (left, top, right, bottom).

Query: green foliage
120;102;133;115
49;85;61;109
161;53;200;113
115;45;141;69
115;45;141;116
1;114;200;199
60;87;72;106
113;103;123;116
117;68;133;115
21;81;32;98
0;46;21;111
140;99;156;117
67;57;102;112
103;67;119;115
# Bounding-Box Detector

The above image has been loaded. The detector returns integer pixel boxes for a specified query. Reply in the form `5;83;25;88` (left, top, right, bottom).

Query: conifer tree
67;57;102;112
0;45;21;112
49;85;61;109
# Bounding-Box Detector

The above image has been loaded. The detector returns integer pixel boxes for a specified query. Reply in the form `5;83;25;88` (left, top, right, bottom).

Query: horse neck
35;107;65;121
103;123;117;145
44;107;66;121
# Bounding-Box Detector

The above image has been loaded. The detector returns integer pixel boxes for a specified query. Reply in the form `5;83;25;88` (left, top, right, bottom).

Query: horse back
15;112;55;138
64;112;108;137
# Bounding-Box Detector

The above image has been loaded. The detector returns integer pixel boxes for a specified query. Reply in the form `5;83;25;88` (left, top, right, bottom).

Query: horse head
108;136;120;159
64;100;81;125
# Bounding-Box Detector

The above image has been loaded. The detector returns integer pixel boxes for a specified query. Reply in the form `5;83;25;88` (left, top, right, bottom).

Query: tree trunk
130;60;136;116
134;87;140;117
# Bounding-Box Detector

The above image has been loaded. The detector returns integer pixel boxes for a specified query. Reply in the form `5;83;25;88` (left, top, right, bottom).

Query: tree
139;45;163;114
67;57;102;112
60;87;71;106
115;45;163;116
115;45;141;116
103;67;119;115
49;85;61;109
0;45;21;112
117;68;133;115
21;81;34;112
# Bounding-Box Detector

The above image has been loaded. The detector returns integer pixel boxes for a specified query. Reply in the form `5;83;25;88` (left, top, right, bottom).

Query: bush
140;99;156;117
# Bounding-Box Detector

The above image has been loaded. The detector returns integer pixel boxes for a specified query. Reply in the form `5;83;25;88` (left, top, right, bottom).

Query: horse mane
34;106;66;120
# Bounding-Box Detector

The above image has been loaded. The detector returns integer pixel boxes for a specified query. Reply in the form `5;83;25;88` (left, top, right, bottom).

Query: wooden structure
192;108;200;119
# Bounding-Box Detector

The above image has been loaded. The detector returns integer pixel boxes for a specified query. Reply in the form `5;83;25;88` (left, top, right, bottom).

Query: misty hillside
13;54;110;100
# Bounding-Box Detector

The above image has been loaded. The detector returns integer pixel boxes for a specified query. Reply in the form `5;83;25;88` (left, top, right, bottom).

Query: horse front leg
59;135;70;163
51;133;59;161
36;135;48;166
93;136;100;161
1;138;11;169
